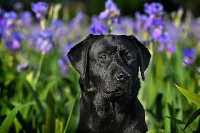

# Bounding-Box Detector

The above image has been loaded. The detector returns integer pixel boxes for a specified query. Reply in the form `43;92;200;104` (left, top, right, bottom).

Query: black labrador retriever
68;34;151;133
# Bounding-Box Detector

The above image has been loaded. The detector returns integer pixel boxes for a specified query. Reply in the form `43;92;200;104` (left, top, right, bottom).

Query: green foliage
42;90;55;133
176;85;200;107
184;109;200;130
0;102;35;133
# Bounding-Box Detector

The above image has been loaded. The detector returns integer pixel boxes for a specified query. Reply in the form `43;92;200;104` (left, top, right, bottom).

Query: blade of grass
25;80;45;120
0;102;35;133
176;56;200;75
0;106;20;133
175;84;200;107
3;100;36;132
184;108;200;129
42;90;55;133
63;92;80;133
182;61;200;75
166;116;185;125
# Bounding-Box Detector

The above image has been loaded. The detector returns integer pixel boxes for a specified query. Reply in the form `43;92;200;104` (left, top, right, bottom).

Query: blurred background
0;0;200;133
1;0;200;18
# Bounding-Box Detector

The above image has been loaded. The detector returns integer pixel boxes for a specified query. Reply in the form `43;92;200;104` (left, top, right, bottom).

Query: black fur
68;34;151;133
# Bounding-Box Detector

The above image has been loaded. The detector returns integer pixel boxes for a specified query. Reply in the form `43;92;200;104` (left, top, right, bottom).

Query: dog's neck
81;79;141;119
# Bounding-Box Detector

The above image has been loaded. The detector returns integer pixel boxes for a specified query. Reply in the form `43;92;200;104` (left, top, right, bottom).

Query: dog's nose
116;71;130;81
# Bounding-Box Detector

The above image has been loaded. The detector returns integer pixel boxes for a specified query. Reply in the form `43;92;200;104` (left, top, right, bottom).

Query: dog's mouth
108;84;132;97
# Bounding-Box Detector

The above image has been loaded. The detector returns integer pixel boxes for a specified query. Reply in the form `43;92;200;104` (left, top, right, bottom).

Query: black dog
68;34;151;133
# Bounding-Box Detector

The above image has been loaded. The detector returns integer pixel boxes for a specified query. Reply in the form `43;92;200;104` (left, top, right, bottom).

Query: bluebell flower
35;29;54;53
31;2;49;19
90;17;107;35
17;62;29;72
144;2;163;15
21;11;32;26
182;48;197;66
4;32;24;50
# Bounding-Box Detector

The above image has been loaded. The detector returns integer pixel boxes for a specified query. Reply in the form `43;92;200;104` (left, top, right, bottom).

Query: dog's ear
129;35;151;80
68;34;94;77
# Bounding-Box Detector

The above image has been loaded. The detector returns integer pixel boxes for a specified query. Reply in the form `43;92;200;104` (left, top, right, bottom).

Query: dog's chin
108;85;132;98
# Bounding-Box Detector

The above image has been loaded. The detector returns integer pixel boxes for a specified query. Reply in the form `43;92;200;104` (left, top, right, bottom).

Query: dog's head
68;34;151;98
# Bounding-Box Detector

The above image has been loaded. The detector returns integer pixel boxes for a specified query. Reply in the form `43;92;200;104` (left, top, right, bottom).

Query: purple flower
17;62;29;72
183;48;196;57
35;30;54;53
157;32;176;54
99;10;110;20
31;2;49;19
69;11;86;29
3;11;17;28
51;19;64;27
58;59;68;75
144;2;163;15
4;32;23;50
105;0;118;12
65;43;74;53
99;0;120;23
50;19;65;38
182;48;197;66
151;27;163;40
0;7;5;40
167;44;176;54
21;11;32;26
90;17;107;35
135;12;148;22
112;17;134;34
58;43;74;75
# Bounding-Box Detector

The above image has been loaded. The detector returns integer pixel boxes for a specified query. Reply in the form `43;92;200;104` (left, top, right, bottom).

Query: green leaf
42;90;55;133
166;116;185;125
63;93;80;133
0;106;20;133
0;102;35;133
182;61;200;75
175;84;200;107
184;108;200;129
3;100;36;132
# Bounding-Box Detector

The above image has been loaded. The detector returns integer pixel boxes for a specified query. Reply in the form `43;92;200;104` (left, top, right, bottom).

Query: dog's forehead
89;36;137;54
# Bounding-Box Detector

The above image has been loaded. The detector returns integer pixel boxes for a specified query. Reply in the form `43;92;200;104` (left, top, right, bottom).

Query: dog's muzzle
115;71;131;81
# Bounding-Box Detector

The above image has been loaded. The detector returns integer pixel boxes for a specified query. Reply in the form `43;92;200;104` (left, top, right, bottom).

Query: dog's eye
99;54;107;60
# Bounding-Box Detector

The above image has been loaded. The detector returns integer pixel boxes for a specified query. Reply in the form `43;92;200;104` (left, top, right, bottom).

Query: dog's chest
87;102;128;131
